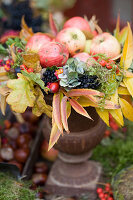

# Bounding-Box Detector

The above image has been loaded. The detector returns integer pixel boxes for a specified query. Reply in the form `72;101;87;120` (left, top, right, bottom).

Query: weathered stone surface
113;166;133;200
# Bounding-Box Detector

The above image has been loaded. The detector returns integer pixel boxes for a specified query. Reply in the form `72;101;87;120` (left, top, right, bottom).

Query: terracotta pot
43;106;106;198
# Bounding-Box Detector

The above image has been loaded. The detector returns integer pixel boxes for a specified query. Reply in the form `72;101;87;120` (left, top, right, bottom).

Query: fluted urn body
43;107;106;198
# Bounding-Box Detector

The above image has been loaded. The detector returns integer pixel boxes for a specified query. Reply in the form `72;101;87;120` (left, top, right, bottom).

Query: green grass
91;120;133;181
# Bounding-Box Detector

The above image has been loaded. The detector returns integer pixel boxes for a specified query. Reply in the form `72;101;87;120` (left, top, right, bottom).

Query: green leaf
21;71;45;89
0;44;8;55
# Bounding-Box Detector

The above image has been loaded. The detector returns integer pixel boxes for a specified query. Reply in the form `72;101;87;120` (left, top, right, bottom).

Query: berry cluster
42;68;58;86
99;59;119;74
77;75;100;89
0;59;13;72
97;183;114;200
15;64;34;76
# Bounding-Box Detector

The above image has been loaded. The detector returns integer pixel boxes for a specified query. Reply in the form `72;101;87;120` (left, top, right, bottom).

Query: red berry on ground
99;193;105;198
99;60;107;67
49;82;59;93
97;188;103;193
27;68;34;73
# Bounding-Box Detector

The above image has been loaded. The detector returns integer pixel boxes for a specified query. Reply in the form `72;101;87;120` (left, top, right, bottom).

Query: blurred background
0;0;133;36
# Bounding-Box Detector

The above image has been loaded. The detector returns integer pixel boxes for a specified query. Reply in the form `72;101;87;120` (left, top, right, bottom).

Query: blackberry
77;75;100;89
42;68;57;86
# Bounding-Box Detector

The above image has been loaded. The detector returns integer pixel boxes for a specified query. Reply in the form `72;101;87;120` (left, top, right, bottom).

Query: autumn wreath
0;15;133;150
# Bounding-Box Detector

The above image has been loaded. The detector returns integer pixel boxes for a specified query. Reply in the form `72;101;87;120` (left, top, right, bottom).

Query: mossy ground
0;172;35;200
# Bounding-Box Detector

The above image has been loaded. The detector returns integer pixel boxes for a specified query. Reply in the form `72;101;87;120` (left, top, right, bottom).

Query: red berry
105;183;111;188
99;193;105;198
105;187;111;192
99;60;107;67
108;198;114;200
27;68;34;73
97;188;103;193
106;64;112;69
104;130;111;137
49;82;59;93
104;194;108;198
20;64;27;70
101;198;106;200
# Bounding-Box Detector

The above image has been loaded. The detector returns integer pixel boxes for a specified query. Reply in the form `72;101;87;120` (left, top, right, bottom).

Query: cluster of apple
25;16;121;90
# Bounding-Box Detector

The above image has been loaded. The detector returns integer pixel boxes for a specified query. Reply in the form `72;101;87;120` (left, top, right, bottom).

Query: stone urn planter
43;106;106;198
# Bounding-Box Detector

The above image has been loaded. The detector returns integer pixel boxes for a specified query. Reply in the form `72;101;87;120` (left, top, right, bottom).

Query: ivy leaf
32;87;52;117
21;71;45;89
6;73;36;113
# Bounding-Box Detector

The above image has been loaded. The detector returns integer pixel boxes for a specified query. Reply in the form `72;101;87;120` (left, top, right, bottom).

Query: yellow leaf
119;97;133;121
120;23;133;70
120;82;126;87
96;108;109;126
20;16;34;41
48;123;61;151
77;96;97;107
124;70;133;78
32;87;52;117
0;86;12;96
6;73;35;113
109;108;124;126
114;13;120;40
0;95;7;115
123;77;133;97
0;67;8;76
118;86;130;95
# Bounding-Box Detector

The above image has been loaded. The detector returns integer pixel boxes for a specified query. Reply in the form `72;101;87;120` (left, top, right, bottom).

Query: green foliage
0;172;35;200
6;37;25;50
21;70;45;89
92;120;133;180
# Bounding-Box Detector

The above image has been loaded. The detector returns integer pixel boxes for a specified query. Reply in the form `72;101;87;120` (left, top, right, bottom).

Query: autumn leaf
114;13;120;40
6;73;35;113
0;95;7;115
96;108;109;126
22;52;42;72
123;77;133;97
66;101;71;118
49;13;58;36
110;109;124;126
48;123;61;151
0;67;8;77
119;97;133;121
53;91;63;133
119;26;128;45
120;23;133;70
20;16;34;41
67;88;103;97
69;98;92;120
77;96;97;107
61;96;69;133
124;70;133;78
32;87;52;117
118;86;130;95
0;86;11;96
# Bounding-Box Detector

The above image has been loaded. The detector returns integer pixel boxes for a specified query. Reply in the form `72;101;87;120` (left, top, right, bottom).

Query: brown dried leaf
0;95;7;115
20;16;34;41
0;86;12;96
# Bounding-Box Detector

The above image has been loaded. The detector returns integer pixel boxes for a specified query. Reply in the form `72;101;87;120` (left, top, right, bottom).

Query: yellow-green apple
63;16;91;33
90;32;121;59
38;41;69;67
56;27;86;55
84;40;92;53
26;33;52;52
73;52;95;67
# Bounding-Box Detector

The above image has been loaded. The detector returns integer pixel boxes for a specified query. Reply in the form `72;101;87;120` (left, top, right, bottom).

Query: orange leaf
115;13;120;40
53;92;63;133
69;99;92;120
87;95;120;109
49;13;58;36
67;89;103;97
20;16;34;41
61;96;69;133
48;123;61;151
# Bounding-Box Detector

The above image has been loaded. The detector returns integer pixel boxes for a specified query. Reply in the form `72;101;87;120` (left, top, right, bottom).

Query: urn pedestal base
44;158;102;199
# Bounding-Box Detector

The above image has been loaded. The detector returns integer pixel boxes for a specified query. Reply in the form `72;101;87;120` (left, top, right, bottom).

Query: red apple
73;52;95;67
90;32;121;59
39;41;69;67
26;33;52;52
56;27;86;56
63;16;91;34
